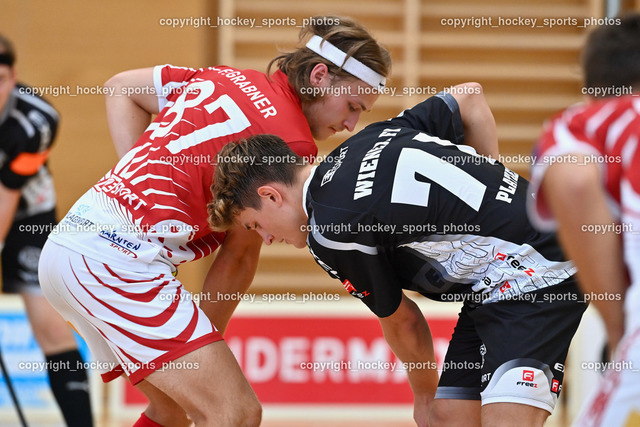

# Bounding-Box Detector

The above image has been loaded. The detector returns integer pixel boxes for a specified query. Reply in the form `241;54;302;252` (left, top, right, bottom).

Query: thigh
429;399;481;427
436;304;484;401
482;402;548;427
144;340;260;424
21;292;77;354
135;380;190;427
471;280;587;414
38;240;223;384
432;304;483;424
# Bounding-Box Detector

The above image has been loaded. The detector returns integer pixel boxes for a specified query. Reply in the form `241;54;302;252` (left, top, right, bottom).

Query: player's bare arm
104;67;158;158
450;82;499;159
542;156;627;351
378;293;439;427
199;225;263;334
0;182;21;248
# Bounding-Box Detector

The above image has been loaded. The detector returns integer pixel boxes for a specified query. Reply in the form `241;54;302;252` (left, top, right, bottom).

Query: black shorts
2;210;57;294
434;279;587;413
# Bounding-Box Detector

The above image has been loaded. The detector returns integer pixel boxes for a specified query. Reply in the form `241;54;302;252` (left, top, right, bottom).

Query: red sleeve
153;64;200;111
287;140;318;163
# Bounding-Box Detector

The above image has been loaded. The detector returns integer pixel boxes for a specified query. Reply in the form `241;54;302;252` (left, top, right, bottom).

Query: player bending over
209;91;587;427
38;16;391;427
528;13;640;426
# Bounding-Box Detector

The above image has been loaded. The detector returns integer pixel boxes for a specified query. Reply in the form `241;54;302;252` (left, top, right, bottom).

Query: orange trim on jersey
9;149;50;175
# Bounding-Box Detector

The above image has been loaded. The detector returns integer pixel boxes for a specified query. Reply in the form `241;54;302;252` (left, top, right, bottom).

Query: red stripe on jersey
104;304;200;352
71;263;181;328
538;96;640;210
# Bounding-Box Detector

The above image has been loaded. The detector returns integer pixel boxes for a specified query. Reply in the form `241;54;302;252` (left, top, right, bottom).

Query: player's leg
571;327;640;427
429;399;480;426
430;305;482;426
481;403;548;426
472;280;587;426
21;292;77;353
38;240;260;426
142;340;261;426
21;292;94;426
4;212;93;426
134;380;190;427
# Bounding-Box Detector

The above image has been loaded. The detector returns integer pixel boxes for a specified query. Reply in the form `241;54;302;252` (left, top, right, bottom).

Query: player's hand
412;394;432;427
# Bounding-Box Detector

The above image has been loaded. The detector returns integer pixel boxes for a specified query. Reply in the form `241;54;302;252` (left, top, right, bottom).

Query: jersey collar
302;165;318;219
0;87;17;126
270;70;301;105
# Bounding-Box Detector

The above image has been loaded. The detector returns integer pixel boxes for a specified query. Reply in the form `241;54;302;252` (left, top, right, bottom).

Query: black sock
45;349;94;427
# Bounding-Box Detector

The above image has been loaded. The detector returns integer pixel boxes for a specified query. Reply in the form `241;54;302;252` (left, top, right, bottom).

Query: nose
343;111;360;132
257;229;274;245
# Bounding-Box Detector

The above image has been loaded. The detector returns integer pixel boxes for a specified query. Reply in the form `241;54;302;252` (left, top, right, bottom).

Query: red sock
132;412;164;427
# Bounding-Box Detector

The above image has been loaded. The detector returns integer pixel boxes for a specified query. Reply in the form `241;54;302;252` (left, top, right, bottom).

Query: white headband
305;35;386;90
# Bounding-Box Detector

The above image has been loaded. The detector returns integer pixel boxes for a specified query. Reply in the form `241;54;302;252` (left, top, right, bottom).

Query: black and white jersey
0;83;58;219
305;93;576;318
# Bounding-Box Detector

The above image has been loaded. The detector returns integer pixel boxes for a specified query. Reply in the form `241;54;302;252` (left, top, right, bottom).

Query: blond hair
268;16;391;103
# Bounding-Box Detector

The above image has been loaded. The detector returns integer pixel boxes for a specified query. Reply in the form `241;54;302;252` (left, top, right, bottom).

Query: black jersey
304;93;576;317
0;83;58;220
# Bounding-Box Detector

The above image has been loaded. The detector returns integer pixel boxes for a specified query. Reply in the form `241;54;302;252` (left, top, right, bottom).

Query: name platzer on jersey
353;128;401;200
496;167;519;204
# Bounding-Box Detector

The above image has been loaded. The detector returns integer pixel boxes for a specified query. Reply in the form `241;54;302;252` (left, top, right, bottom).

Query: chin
293;240;307;249
311;128;331;141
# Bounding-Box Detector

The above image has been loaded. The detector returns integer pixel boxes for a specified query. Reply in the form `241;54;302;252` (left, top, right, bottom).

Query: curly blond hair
208;135;304;231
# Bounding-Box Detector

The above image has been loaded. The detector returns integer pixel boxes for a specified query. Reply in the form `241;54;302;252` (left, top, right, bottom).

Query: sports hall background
2;0;639;426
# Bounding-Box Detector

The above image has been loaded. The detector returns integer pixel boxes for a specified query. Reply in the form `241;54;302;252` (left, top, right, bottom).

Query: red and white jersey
50;65;316;271
528;95;640;329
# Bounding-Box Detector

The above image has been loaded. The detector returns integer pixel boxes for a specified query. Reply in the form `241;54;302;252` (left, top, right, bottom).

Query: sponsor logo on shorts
342;279;370;299
554;362;565;373
516;369;538;388
551;379;560;393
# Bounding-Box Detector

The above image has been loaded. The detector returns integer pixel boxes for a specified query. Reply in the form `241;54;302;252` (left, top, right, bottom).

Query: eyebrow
354;100;371;113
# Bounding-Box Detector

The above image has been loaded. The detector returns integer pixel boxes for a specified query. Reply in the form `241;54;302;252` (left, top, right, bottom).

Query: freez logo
494;253;535;276
551;379;561;394
342;280;370;299
516;370;538;388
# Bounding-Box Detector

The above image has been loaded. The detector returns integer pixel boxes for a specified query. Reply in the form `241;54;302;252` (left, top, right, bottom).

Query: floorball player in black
208;90;587;427
0;34;93;426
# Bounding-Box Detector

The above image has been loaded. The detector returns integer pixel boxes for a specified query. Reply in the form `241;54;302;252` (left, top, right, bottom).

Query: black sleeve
386;92;464;144
0;128;48;189
306;209;403;318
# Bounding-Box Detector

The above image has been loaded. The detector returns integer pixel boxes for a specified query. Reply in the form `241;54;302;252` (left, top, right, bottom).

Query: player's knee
32;322;76;353
187;394;261;426
146;403;190;427
428;400;449;426
228;395;262;426
189;403;262;426
239;399;262;426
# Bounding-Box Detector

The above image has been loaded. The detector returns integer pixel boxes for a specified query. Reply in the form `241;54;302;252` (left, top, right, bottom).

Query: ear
257;185;283;206
309;63;331;88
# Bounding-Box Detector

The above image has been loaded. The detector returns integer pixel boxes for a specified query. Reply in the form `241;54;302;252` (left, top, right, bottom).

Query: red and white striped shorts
38;240;222;384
